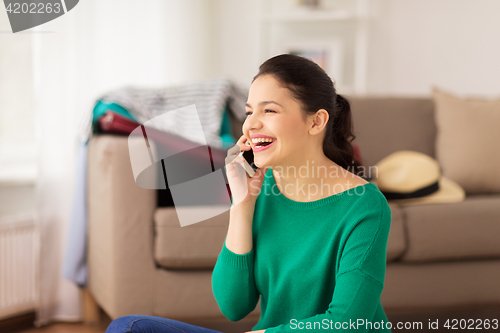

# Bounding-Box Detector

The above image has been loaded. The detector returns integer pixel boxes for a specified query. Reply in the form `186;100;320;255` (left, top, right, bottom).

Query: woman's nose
243;113;263;132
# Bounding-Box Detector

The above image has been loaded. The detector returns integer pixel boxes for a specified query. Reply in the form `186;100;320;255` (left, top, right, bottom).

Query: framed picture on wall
296;0;320;8
289;49;328;70
279;39;345;87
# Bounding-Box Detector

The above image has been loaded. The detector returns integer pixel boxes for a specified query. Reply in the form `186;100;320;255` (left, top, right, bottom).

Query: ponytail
323;94;364;177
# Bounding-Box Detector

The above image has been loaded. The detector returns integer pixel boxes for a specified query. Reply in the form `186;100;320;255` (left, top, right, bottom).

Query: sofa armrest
87;135;157;319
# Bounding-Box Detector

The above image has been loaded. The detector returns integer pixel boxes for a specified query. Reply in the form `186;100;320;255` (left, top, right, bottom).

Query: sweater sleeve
265;196;392;333
211;239;260;321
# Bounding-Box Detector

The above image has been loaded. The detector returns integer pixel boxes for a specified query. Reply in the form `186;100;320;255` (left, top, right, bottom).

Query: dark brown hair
253;53;364;176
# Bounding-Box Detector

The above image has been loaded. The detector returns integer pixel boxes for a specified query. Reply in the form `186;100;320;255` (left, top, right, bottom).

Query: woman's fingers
225;135;259;204
226;135;250;165
236;134;252;151
226;144;241;159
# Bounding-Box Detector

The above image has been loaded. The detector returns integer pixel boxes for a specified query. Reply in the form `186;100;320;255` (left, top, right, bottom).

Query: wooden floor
3;311;259;333
0;311;112;333
11;318;259;333
4;306;500;333
18;322;111;333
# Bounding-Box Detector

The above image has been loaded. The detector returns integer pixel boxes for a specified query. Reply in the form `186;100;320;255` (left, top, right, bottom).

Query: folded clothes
85;76;247;147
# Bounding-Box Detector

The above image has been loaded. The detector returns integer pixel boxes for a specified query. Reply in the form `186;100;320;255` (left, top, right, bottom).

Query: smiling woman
240;55;367;203
243;55;363;178
212;54;393;333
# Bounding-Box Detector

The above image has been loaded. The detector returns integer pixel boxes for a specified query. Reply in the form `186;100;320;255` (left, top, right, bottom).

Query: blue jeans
106;315;225;333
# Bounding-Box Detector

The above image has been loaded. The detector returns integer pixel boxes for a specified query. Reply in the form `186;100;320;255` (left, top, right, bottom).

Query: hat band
381;181;439;200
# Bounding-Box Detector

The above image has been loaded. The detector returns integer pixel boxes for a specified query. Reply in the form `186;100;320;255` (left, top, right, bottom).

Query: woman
106;54;392;333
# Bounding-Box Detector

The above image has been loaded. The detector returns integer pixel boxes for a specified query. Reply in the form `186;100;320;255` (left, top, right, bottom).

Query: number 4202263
6;2;62;14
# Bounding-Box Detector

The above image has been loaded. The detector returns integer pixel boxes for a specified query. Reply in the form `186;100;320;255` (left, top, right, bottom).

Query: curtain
33;12;84;325
32;0;215;326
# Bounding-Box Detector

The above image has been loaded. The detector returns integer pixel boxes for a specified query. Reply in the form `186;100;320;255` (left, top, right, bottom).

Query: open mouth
252;138;276;147
252;137;277;152
256;141;273;147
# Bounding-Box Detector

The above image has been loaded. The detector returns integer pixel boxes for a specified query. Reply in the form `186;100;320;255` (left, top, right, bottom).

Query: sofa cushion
155;202;406;269
400;195;500;262
386;203;406;262
433;88;500;195
349;97;436;169
154;207;229;269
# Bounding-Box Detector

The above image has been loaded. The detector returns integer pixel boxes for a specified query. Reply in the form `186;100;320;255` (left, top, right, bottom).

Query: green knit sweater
212;168;392;333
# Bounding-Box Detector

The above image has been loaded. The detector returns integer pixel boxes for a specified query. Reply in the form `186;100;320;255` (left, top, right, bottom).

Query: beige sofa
87;97;500;331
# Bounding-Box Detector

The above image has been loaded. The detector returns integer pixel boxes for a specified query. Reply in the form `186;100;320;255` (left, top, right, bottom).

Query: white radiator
0;214;37;320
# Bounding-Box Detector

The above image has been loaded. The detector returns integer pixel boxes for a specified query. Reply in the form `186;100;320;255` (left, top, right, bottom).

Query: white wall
367;0;500;96
214;0;500;96
211;0;263;90
71;0;215;96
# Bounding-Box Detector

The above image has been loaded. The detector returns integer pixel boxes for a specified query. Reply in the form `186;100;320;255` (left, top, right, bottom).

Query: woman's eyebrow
245;101;283;108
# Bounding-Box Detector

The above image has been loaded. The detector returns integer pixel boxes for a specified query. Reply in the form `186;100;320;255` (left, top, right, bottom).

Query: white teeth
252;137;274;143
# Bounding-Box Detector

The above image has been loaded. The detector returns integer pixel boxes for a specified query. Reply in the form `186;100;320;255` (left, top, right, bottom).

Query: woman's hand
245;330;266;333
225;135;267;207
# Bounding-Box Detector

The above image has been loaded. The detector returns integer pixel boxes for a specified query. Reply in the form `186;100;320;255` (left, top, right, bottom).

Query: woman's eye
245;110;275;116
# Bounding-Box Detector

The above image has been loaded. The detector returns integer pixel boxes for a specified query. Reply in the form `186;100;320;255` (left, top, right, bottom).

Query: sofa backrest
228;96;437;170
349;97;436;168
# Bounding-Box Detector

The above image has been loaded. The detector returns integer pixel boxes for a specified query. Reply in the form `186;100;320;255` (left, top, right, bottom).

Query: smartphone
241;149;259;177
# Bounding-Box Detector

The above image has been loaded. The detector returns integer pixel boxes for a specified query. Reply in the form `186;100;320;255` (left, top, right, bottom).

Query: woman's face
243;74;316;169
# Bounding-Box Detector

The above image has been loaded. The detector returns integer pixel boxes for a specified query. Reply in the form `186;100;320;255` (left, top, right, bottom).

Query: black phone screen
242;149;259;172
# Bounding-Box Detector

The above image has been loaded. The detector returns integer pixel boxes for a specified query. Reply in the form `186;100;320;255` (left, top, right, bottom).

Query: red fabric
98;110;228;167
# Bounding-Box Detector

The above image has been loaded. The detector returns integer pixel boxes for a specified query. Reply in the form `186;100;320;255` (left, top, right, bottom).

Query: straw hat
370;150;465;206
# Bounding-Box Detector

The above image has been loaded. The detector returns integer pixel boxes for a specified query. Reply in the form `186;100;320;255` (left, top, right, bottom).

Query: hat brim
371;177;465;206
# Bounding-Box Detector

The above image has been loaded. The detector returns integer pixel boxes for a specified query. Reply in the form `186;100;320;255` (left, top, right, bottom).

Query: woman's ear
308;109;329;135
